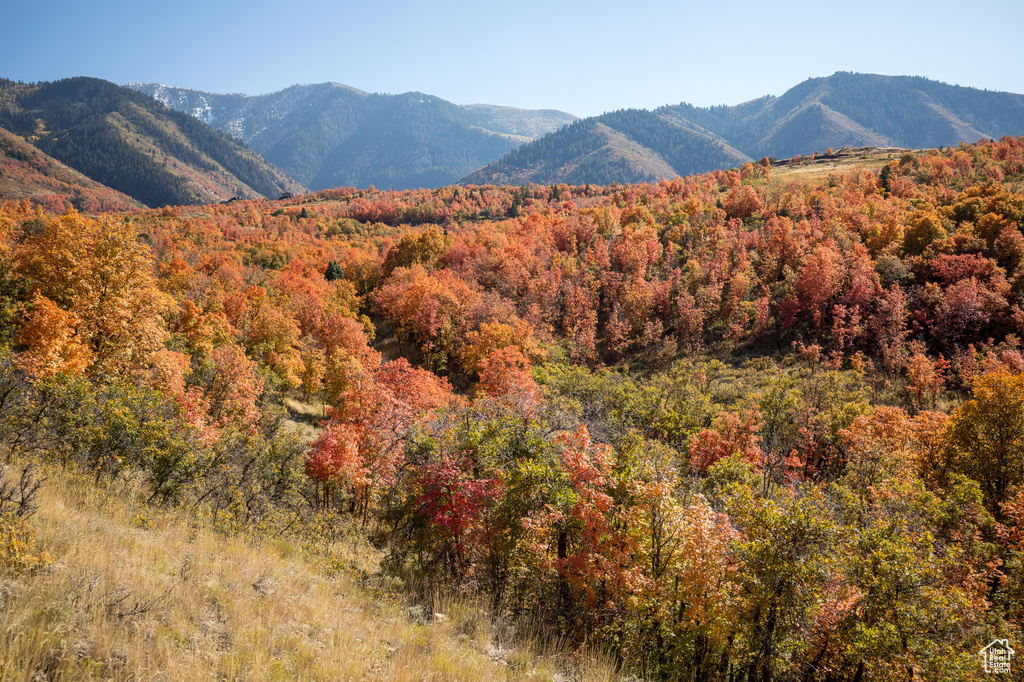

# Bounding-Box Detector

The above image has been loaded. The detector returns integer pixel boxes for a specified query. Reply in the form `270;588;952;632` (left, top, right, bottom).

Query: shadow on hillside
373;317;423;366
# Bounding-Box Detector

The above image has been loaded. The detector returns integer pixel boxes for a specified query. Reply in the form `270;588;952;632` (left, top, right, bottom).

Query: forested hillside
659;72;1024;159
462;110;749;185
0;124;141;212
467;72;1024;186
0;77;303;207
2;137;1024;680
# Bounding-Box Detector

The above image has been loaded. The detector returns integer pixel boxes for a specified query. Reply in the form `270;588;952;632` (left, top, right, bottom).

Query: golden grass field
0;464;617;681
768;146;907;182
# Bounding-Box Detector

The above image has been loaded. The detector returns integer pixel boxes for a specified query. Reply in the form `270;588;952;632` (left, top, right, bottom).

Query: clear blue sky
4;0;1023;118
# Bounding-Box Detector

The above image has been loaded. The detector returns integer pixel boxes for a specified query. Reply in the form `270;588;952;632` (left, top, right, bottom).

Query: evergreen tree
324;260;344;282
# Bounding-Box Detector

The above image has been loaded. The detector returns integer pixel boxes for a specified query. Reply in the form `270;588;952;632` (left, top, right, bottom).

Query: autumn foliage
2;137;1024;679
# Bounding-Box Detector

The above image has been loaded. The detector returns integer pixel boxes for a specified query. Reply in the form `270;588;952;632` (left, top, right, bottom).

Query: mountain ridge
463;72;1024;186
127;82;578;191
7;73;1023;202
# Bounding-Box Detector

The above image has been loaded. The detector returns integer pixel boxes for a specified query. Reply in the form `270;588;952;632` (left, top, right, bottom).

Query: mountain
127;82;577;191
0;124;142;212
461;110;750;186
0;77;304;208
464;72;1024;185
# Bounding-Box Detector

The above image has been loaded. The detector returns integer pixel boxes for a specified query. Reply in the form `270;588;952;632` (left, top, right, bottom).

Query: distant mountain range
126;82;577;191
463;72;1024;186
0;77;303;208
3;72;1023;209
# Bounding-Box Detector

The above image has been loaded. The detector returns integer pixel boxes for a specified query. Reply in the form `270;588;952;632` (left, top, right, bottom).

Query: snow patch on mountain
125;82;355;143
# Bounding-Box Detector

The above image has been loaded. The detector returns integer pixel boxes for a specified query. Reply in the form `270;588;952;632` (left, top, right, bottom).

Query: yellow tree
17;210;169;379
943;369;1024;512
459;319;540;376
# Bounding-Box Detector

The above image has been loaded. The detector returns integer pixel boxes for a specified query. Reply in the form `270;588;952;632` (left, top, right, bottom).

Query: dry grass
0;466;618;681
770;146;907;182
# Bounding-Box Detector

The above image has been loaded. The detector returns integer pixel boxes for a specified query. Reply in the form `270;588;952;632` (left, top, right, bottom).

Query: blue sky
4;0;1023;117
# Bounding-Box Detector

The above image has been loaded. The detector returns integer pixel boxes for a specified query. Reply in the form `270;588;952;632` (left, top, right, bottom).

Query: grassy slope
0;464;615;681
768;146;908;182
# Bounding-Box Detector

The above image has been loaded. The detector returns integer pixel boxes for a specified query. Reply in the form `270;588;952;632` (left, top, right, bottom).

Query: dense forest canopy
2;137;1024;680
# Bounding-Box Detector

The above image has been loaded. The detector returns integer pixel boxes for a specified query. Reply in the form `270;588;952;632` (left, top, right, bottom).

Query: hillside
0;125;142;212
127;82;577;191
461;110;749;186
0;77;304;207
660;72;1024;159
461;103;580;142
1;136;1023;680
1;462;606;681
465;72;1024;185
